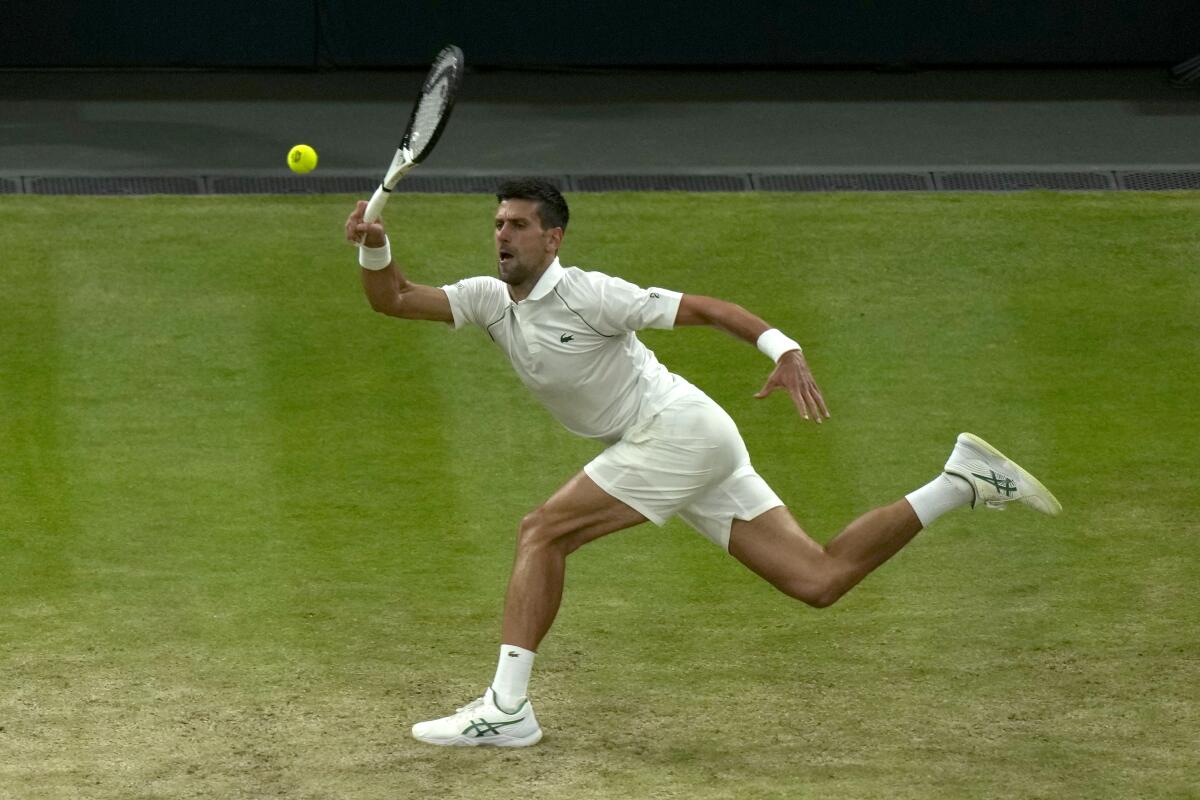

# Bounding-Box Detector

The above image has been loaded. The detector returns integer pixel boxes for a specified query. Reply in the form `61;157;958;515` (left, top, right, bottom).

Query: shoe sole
413;729;544;748
953;433;1062;516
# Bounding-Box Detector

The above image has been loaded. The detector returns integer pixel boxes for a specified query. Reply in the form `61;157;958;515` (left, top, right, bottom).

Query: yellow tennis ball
287;144;318;174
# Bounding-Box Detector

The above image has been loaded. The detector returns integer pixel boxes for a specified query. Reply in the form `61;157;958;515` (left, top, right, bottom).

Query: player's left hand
754;349;830;424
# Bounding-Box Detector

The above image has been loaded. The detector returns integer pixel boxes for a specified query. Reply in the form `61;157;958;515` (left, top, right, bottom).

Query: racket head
400;44;464;165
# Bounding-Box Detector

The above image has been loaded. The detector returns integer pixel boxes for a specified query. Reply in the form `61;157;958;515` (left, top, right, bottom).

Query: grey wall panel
1;1;316;67
2;2;1195;68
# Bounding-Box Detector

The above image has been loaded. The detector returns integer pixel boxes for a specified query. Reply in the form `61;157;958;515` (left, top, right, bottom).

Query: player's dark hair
496;178;569;232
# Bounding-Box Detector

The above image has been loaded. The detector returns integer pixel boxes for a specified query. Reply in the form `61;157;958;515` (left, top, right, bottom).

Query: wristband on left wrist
756;328;802;363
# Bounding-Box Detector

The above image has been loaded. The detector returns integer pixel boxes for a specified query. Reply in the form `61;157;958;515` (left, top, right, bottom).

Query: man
343;178;1060;748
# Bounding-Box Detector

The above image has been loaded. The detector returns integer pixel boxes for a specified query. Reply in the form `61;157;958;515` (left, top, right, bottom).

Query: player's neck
507;256;557;302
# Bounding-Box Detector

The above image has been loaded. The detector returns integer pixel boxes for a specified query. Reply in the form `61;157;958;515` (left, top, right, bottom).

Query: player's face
494;199;561;286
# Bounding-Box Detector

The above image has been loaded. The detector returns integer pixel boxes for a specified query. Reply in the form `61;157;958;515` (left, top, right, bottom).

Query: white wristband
756;328;802;363
358;236;392;271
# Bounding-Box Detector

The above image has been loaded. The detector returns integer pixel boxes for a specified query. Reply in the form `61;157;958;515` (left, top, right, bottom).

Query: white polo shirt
442;258;699;443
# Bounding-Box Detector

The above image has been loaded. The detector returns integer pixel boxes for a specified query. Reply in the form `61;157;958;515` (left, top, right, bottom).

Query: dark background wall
2;1;1195;68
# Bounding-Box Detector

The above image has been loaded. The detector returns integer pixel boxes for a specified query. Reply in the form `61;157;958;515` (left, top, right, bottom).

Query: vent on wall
754;173;934;191
933;171;1115;191
5;171;1200;195
1116;171;1200;191
26;176;206;195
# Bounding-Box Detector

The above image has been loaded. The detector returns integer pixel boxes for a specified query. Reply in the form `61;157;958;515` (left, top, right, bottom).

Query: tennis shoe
943;432;1062;515
411;688;543;747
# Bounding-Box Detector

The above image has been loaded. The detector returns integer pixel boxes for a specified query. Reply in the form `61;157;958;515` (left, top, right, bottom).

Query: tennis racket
362;44;465;225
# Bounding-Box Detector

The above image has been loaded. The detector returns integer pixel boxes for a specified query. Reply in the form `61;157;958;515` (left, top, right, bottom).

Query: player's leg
728;501;923;608
727;432;1061;607
411;471;645;747
412;396;750;747
501;470;648;652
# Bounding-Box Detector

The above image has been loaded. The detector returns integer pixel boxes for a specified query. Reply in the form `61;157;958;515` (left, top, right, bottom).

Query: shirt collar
524;257;565;302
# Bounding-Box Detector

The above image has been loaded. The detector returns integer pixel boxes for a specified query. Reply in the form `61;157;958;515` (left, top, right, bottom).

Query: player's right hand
345;200;387;247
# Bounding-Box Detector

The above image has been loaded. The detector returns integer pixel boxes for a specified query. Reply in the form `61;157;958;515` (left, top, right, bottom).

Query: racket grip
363;184;390;225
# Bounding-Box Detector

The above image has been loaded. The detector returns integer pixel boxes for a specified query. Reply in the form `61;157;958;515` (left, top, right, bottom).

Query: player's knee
804;587;842;609
781;575;845;609
516;507;563;552
517;509;544;546
517;506;603;557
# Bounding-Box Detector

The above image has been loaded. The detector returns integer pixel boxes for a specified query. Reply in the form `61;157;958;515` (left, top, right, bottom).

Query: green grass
1;192;1197;799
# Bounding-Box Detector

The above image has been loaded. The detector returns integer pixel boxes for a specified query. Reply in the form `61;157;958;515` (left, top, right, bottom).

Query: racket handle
363;184;390;225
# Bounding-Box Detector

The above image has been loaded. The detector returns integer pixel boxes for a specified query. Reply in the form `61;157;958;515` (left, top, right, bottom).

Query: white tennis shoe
944;432;1062;515
411;688;543;747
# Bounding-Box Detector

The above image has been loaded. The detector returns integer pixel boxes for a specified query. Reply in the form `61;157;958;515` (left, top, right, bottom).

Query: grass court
1;191;1197;799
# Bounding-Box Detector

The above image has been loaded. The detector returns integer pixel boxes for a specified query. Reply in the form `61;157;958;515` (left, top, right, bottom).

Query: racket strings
406;54;459;160
408;86;450;159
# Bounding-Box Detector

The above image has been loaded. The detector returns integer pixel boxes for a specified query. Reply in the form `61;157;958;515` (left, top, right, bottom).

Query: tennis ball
287;144;318;174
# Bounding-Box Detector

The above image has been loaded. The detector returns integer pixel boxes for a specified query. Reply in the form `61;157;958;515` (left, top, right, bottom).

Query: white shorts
583;393;783;550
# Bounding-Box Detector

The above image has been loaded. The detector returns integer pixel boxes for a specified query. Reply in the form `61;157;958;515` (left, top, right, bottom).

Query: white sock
904;472;974;527
491;644;535;712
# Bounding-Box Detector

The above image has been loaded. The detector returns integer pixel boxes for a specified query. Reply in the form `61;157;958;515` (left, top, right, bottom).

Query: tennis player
344;178;1060;748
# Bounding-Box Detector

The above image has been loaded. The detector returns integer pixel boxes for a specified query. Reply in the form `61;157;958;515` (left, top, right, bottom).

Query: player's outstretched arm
675;293;830;423
344;200;454;323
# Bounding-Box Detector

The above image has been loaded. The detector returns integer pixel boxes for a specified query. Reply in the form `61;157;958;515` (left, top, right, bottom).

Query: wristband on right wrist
358;236;392;271
756;328;802;363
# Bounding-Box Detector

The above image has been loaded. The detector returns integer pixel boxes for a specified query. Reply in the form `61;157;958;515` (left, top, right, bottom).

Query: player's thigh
727;506;831;592
585;396;747;527
525;470;648;552
676;463;783;550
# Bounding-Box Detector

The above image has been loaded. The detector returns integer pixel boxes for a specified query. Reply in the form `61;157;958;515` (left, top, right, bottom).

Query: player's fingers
804;388;823;424
754;377;778;399
789;385;810;420
351;219;379;245
812;385;831;418
346;202;366;231
797;378;827;423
